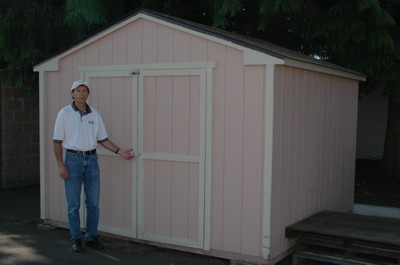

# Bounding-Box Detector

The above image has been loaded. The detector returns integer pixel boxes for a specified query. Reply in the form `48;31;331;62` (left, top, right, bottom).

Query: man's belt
66;149;96;155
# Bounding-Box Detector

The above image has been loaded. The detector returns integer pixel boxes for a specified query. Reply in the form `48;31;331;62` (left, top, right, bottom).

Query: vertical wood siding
269;66;358;258
241;66;264;256
46;72;65;223
43;18;265;257
207;46;264;257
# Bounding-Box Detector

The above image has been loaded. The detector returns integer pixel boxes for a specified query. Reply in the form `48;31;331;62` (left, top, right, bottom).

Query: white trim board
262;64;275;259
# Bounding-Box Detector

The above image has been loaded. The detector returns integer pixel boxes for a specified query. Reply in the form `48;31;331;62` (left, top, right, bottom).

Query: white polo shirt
53;102;108;151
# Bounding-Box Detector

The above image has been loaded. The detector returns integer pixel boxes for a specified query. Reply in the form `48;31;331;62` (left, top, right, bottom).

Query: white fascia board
284;58;367;81
243;48;284;65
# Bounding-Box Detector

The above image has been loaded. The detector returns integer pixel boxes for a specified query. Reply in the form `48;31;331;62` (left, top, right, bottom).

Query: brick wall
1;84;39;188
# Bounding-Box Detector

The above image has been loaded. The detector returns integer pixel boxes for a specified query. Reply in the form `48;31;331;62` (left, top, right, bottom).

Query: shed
33;9;366;264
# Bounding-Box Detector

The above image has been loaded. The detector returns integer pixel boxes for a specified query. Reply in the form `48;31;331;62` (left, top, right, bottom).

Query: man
53;80;134;253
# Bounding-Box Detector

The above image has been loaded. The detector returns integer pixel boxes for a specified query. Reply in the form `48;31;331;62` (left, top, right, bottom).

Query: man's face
71;85;89;103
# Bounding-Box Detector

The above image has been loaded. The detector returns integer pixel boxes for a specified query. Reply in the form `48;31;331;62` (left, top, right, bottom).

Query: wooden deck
286;211;400;265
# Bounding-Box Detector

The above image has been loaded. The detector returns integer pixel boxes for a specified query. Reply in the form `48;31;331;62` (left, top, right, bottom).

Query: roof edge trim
285;58;367;81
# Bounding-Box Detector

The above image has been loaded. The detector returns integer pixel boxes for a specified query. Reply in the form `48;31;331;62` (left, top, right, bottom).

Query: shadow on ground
4;159;396;265
0;185;296;265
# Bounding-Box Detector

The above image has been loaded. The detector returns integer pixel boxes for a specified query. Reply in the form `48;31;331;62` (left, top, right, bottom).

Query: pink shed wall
269;65;358;258
42;18;265;258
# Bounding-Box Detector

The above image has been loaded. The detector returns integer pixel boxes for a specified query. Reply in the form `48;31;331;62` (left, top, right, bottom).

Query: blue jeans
64;151;100;242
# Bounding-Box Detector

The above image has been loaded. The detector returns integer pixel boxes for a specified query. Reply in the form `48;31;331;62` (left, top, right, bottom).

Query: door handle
131;151;141;157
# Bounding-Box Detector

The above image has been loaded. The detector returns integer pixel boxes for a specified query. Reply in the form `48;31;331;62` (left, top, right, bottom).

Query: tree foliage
0;0;63;86
211;0;400;95
0;0;214;87
64;0;107;38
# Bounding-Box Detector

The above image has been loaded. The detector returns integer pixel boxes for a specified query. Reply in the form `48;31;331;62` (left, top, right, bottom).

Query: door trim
80;62;214;250
137;68;210;250
81;71;138;238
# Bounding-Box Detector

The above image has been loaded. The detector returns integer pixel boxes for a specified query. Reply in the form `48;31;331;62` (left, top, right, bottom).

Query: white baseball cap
71;80;89;91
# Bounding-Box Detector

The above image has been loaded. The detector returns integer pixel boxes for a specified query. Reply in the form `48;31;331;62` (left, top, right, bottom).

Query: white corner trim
262;65;274;259
38;71;47;220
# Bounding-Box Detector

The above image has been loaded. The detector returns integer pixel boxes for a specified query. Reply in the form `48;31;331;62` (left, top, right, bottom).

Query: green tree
0;0;141;87
0;0;62;87
0;0;212;87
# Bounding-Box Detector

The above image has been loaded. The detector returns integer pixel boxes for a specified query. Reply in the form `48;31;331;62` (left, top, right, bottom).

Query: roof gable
33;9;366;81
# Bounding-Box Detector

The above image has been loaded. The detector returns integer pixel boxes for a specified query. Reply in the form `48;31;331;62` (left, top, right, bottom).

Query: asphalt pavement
0;185;295;265
0;185;231;265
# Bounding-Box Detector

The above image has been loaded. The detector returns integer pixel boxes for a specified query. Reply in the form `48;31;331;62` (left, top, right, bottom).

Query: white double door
86;66;210;250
